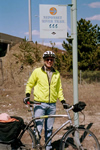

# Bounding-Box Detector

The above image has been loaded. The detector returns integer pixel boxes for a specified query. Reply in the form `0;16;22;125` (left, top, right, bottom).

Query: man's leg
45;103;56;150
34;104;45;138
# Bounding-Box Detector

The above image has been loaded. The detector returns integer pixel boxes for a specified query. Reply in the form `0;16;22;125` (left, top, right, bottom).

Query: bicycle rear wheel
19;127;36;150
61;127;100;150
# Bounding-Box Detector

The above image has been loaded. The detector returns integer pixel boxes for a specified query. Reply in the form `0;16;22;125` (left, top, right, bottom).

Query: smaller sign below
39;5;67;39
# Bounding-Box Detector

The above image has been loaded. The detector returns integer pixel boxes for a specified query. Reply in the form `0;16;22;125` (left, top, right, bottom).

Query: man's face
44;57;54;68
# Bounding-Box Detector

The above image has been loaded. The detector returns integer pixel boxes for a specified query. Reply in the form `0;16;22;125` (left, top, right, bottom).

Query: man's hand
23;93;30;104
23;97;30;104
61;100;70;109
73;101;86;112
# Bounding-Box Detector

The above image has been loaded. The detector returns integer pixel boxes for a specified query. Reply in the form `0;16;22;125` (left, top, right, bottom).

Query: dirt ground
0;43;100;149
0;82;100;149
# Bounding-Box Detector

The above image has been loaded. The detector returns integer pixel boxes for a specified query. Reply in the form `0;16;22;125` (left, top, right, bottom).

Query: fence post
80;70;82;84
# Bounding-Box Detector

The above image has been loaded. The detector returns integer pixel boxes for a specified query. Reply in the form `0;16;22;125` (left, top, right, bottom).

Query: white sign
39;5;67;39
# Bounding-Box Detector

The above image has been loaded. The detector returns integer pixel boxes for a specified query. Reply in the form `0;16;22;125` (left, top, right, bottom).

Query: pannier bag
0;115;24;144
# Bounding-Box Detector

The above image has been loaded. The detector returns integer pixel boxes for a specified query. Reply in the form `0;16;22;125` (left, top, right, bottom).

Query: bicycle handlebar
27;101;74;111
27;100;41;105
63;101;86;112
25;100;86;112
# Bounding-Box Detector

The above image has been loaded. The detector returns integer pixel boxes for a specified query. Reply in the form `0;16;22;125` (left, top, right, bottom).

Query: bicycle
13;101;99;150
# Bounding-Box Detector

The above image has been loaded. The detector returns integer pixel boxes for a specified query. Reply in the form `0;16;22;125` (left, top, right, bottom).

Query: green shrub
13;41;41;65
79;70;100;83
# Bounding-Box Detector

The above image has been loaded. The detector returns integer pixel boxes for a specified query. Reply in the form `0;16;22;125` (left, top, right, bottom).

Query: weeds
13;41;41;65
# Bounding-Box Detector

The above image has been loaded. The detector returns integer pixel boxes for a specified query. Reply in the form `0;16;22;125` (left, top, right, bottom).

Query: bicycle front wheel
19;127;36;150
61;127;100;150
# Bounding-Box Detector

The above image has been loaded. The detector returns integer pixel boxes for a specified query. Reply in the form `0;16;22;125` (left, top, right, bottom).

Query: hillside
0;42;100;146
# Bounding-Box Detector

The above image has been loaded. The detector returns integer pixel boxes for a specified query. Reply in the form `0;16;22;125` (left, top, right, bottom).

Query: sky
0;0;100;50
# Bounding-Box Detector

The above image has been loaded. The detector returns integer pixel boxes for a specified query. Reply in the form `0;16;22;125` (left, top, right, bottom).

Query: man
24;51;67;150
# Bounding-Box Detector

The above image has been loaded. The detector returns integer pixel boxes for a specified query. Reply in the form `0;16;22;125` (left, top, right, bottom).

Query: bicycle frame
24;105;74;148
44;115;72;148
18;102;100;150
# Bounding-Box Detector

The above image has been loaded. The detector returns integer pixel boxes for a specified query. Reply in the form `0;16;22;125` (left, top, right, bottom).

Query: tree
62;18;100;71
77;18;98;70
61;32;73;71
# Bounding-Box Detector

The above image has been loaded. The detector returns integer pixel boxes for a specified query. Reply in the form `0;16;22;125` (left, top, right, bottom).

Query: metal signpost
29;0;32;41
71;0;79;126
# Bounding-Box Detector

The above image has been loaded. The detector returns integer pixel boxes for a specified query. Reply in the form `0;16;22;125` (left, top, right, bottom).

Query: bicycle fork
73;130;84;150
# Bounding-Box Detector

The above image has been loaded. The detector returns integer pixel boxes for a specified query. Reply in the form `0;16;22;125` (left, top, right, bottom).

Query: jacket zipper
46;72;53;103
46;73;50;103
49;82;50;103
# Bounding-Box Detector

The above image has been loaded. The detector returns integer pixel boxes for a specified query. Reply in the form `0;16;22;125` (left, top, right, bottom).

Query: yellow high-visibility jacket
26;66;64;103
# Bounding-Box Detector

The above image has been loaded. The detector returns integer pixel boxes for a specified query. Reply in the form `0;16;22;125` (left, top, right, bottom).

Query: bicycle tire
18;126;36;150
61;127;100;150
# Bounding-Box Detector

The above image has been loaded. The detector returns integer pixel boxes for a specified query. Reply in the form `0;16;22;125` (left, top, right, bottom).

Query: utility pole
29;0;32;41
71;0;79;126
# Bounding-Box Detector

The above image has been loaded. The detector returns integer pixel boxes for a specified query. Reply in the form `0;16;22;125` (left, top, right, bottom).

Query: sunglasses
46;58;54;62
